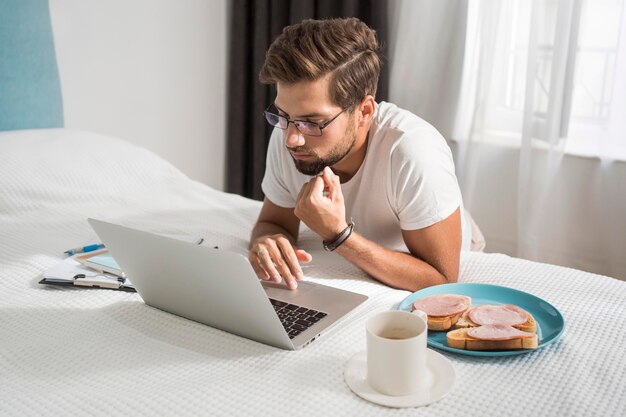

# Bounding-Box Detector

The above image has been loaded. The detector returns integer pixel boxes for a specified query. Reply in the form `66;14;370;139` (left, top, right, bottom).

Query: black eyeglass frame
263;103;356;137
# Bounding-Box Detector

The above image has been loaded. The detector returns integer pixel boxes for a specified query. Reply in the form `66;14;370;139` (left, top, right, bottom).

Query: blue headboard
0;0;64;131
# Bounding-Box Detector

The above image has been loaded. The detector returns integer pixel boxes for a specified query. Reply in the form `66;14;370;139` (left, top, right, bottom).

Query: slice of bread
452;305;537;333
447;328;539;351
427;310;466;331
413;294;472;331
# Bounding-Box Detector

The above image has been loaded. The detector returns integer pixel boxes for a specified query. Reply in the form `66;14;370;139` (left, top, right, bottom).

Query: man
248;17;480;292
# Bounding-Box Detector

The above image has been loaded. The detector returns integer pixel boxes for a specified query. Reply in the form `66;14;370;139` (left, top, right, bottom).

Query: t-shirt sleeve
261;128;297;208
390;128;462;230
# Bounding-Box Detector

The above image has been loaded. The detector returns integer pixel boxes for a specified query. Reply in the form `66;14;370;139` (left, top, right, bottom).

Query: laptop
88;218;368;350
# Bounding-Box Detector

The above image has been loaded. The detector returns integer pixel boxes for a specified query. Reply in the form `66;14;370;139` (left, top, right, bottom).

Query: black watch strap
323;221;354;252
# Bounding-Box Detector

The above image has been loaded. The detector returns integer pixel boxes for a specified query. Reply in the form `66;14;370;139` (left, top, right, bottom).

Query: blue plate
397;283;565;357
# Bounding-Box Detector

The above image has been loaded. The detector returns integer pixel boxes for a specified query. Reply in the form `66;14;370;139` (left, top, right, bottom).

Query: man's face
274;77;357;176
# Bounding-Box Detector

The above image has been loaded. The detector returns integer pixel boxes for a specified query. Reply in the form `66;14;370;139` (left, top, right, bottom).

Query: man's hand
294;167;348;241
249;234;312;290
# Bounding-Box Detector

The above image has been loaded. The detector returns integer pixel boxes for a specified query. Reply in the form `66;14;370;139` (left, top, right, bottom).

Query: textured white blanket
1;130;624;416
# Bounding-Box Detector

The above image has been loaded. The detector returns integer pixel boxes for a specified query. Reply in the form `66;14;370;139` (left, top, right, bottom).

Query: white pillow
0;129;188;213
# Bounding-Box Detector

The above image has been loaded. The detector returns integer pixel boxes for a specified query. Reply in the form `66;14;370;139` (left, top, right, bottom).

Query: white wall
49;0;228;190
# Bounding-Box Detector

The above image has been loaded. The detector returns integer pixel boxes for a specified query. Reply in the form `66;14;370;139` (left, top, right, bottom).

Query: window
482;0;626;158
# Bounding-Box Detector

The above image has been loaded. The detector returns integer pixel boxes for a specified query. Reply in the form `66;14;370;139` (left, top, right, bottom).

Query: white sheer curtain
390;0;626;279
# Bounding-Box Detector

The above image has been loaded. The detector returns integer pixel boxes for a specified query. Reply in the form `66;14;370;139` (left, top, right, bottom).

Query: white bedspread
1;129;625;416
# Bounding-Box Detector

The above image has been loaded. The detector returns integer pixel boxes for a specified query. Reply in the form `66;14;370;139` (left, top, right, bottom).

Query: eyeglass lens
264;112;322;136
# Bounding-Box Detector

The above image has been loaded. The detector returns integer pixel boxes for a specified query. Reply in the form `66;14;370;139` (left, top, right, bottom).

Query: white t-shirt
261;101;471;252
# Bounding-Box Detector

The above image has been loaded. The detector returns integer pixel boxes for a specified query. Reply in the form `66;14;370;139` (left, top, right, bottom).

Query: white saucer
343;349;456;408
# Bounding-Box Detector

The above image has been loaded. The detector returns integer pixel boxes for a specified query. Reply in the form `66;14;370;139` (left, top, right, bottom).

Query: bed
1;128;625;416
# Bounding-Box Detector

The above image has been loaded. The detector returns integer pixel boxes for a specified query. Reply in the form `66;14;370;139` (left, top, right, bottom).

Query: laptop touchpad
261;280;316;299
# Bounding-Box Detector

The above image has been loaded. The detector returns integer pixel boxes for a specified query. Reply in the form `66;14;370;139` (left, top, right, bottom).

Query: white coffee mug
366;309;430;396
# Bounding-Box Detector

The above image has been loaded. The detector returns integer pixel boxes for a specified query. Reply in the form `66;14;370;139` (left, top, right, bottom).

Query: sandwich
446;324;538;350
412;295;538;351
453;304;537;333
447;303;538;350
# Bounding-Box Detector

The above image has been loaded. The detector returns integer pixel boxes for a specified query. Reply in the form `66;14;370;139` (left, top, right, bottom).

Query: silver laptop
88;218;368;350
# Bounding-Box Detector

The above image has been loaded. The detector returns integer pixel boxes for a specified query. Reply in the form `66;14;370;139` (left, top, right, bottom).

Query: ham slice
412;294;471;317
468;304;529;326
467;324;535;340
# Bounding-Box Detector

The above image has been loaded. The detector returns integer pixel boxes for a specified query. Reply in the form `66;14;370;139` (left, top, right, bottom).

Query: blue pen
64;243;106;256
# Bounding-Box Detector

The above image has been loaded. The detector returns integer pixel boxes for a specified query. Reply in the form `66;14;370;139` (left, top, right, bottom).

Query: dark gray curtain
226;0;389;200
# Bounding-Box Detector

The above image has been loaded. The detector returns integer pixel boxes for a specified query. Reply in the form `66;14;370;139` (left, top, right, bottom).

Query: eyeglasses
263;104;354;137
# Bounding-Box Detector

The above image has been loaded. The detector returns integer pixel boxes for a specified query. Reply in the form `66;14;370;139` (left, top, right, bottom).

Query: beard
289;120;358;176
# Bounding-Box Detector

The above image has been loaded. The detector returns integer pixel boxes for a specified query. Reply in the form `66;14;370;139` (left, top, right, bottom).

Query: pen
64;243;105;256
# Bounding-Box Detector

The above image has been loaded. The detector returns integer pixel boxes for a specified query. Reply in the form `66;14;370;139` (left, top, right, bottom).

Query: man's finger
266;242;298;289
323;166;340;198
276;238;304;282
309;175;326;201
322;166;334;190
257;247;281;283
295;248;313;263
251;256;270;280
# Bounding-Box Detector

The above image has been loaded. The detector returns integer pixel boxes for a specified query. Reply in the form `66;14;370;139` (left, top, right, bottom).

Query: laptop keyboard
269;298;327;339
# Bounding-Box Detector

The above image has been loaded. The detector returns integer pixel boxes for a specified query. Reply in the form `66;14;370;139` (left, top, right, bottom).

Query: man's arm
249;198;312;289
335;208;461;292
295;167;461;292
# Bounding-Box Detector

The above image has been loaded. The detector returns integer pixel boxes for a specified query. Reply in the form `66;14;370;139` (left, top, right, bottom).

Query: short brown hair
259;17;381;109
